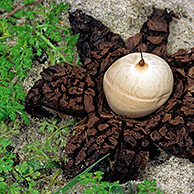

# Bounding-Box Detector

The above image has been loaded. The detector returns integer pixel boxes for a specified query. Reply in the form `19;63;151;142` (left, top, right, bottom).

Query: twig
5;0;44;19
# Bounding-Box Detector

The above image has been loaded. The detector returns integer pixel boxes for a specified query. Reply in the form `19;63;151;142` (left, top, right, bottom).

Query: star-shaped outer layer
25;8;194;183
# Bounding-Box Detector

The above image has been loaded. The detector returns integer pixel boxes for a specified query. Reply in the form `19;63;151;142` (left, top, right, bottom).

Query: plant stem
48;122;74;141
48;169;62;191
35;24;69;31
53;153;110;194
32;144;49;160
31;10;47;16
56;46;67;50
35;30;67;63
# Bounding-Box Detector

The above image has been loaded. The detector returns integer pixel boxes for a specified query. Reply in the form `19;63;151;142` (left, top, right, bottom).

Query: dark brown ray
125;8;173;56
69;9;125;65
25;63;88;118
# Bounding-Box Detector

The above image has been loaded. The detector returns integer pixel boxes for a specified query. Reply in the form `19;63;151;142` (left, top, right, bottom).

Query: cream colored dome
103;52;174;118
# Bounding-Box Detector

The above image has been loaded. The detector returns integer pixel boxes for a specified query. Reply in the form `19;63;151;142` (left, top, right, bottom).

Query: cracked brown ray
25;8;194;183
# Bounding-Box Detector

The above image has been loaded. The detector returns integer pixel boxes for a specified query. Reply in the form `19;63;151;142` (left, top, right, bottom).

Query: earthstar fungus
25;8;194;183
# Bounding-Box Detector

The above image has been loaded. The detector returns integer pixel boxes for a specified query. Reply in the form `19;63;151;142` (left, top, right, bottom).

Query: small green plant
0;0;13;11
137;179;163;194
0;0;79;123
54;154;110;194
79;173;163;194
0;120;20;140
0;138;40;194
0;82;29;124
0;1;81;193
80;171;125;194
0;138;15;174
23;119;75;162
